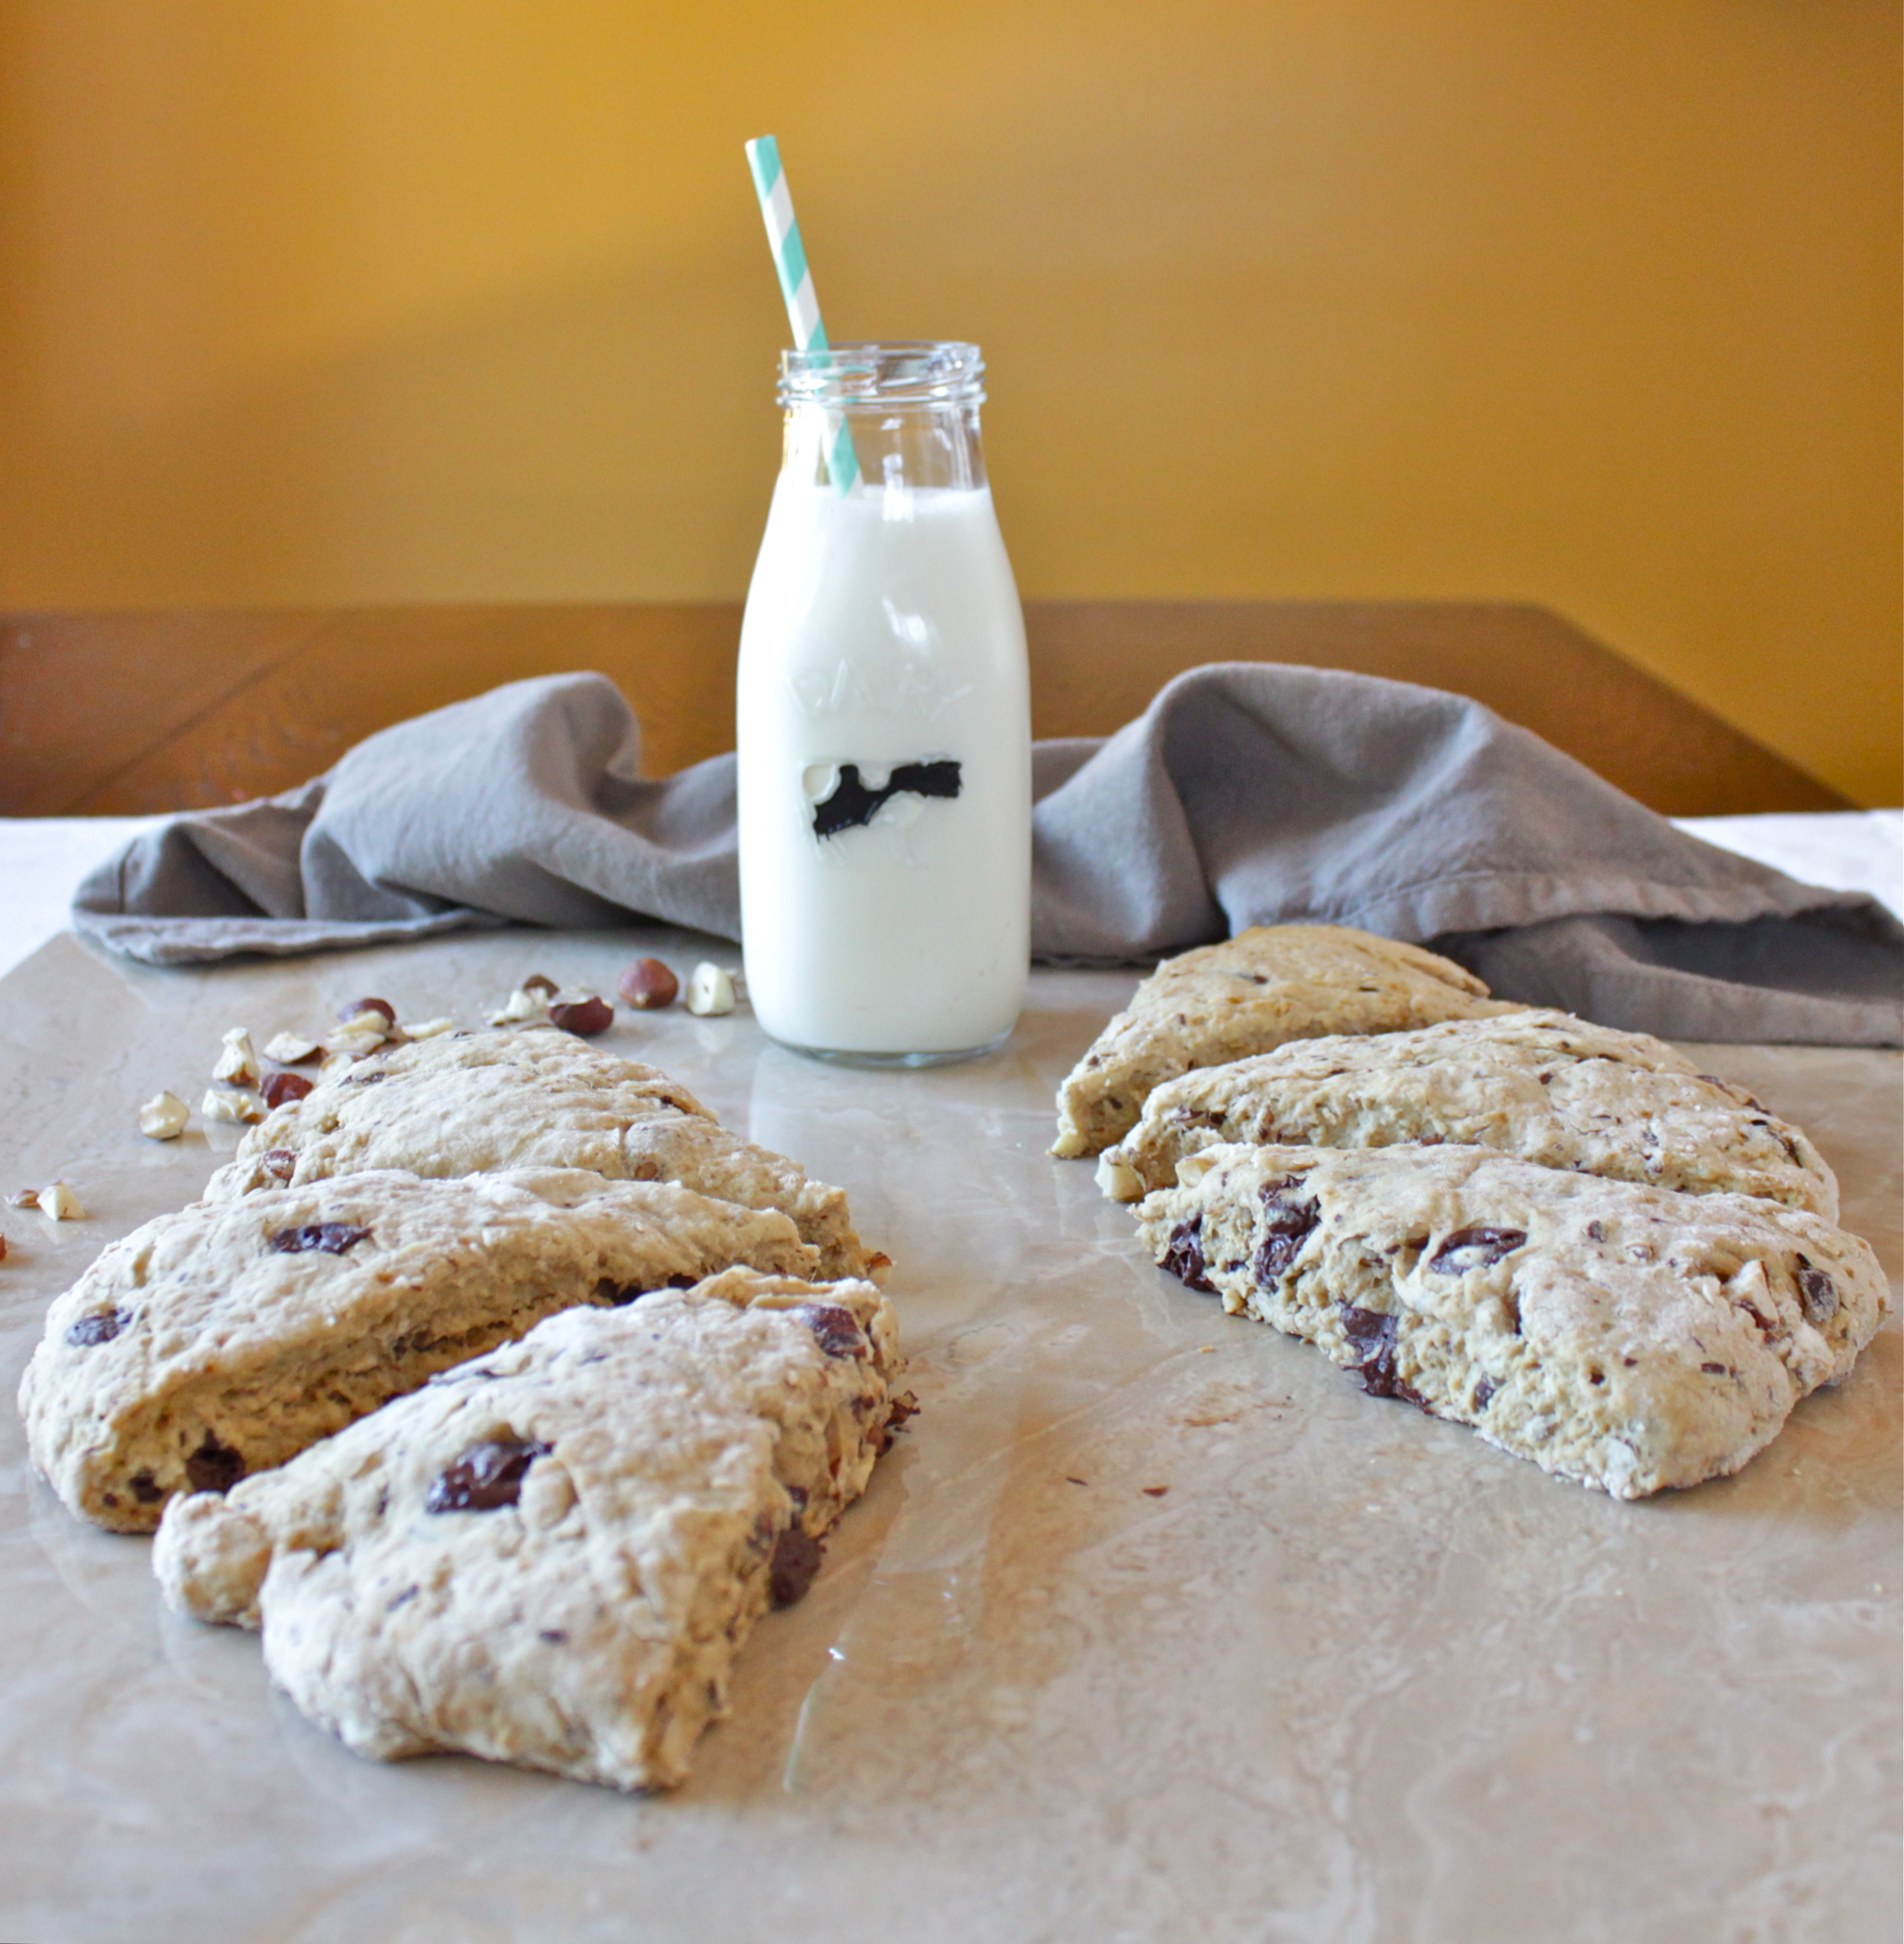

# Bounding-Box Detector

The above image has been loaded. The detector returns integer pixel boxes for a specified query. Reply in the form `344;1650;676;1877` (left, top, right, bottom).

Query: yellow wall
1;0;1896;803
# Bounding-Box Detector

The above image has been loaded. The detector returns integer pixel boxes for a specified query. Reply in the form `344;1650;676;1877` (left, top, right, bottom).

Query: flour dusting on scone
1052;924;1519;1159
201;1027;877;1277
1134;1142;1886;1498
19;1169;818;1533
1099;1010;1839;1219
154;1271;910;1792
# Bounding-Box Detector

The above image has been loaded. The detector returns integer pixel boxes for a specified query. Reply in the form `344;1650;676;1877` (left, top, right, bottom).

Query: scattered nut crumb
260;1072;315;1111
39;1181;85;1220
202;1087;265;1125
549;993;614;1037
617;958;679;1009
403;1016;455;1039
327;1016;388;1058
1141;1485;1170;1498
138;1091;190;1140
0;1234;8;1261
1065;1476;1088;1486
262;1031;321;1064
491;986;552;1027
8;1188;40;1209
520;974;559;997
684;963;736;1016
338;997;396;1026
212;1028;261;1087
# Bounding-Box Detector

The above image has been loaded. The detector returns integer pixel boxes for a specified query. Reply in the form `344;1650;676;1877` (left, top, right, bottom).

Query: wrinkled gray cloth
72;666;1902;1044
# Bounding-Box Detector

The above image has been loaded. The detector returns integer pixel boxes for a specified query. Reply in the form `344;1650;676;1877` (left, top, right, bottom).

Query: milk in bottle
736;342;1031;1062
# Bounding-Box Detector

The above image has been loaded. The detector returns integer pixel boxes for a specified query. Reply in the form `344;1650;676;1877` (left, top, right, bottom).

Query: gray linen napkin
72;667;1902;1044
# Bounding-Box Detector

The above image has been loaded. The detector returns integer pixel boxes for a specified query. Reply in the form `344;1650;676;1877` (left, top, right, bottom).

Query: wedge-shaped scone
1052;924;1519;1159
153;1271;909;1792
20;1169;818;1533
1100;1010;1839;1219
1135;1143;1886;1498
202;1028;877;1278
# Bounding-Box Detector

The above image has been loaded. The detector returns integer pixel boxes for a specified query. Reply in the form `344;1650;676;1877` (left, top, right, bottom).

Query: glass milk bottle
736;341;1031;1064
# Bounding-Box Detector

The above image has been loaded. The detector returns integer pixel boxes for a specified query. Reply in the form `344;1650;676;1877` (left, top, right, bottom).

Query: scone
202;1028;877;1278
1099;1011;1839;1219
153;1271;909;1792
1051;924;1519;1159
1134;1142;1886;1498
20;1169;818;1533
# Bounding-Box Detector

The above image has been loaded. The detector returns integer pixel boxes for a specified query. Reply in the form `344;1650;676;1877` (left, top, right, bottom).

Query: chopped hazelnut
490;986;553;1027
263;1031;321;1064
327;1015;388;1058
138;1092;190;1140
7;1188;39;1208
549;993;614;1037
617;958;679;1009
202;1088;265;1125
212;1028;261;1088
39;1181;85;1220
339;997;396;1026
521;974;559;997
260;1072;315;1111
403;1016;455;1039
684;963;736;1017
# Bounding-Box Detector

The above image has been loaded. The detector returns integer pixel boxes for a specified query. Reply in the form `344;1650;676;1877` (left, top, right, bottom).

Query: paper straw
744;135;860;494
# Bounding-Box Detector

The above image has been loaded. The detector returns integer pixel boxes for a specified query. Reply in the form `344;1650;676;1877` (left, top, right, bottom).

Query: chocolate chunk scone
1052;925;1521;1159
1099;1011;1839;1218
20;1169;817;1533
202;1028;877;1278
154;1271;909;1792
1136;1143;1886;1498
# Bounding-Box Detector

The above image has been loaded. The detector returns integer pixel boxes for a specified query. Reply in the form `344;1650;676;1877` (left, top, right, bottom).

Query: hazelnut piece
617;958;679;1009
138;1092;190;1140
521;974;559;997
39;1181;85;1220
261;1072;315;1111
339;998;396;1026
684;963;736;1017
549;995;614;1037
212;1028;261;1088
263;1031;321;1065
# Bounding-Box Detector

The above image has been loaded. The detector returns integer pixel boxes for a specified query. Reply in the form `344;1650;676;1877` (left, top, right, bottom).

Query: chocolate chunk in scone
1052;924;1520;1159
1099;1010;1839;1219
19;1169;818;1533
203;1027;877;1279
1134;1142;1886;1498
153;1271;910;1792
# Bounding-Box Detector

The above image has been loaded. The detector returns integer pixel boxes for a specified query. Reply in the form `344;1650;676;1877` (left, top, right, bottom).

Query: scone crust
19;1169;817;1532
202;1028;873;1277
1133;1142;1886;1498
1052;924;1516;1159
1101;1010;1839;1218
153;1272;906;1792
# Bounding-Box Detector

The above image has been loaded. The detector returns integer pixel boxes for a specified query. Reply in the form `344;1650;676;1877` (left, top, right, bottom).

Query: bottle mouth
778;341;984;408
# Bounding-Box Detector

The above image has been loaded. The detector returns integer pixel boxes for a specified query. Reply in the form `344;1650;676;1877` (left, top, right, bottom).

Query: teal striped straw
743;135;860;494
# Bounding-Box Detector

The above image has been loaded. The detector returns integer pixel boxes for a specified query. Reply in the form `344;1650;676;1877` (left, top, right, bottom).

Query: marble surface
0;926;1896;1944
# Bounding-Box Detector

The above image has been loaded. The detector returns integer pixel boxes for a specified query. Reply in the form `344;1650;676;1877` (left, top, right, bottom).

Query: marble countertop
1;926;1896;1944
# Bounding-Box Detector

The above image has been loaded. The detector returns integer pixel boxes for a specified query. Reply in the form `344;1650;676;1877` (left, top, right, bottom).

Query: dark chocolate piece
1428;1226;1527;1274
185;1433;246;1494
268;1222;372;1256
768;1527;824;1607
425;1435;551;1514
1159;1217;1216;1293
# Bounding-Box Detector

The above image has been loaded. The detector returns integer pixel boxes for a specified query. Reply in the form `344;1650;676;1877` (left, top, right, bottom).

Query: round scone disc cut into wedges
203;1026;877;1278
1099;1009;1839;1219
19;1167;819;1533
1133;1141;1886;1499
1051;924;1523;1159
152;1271;913;1793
